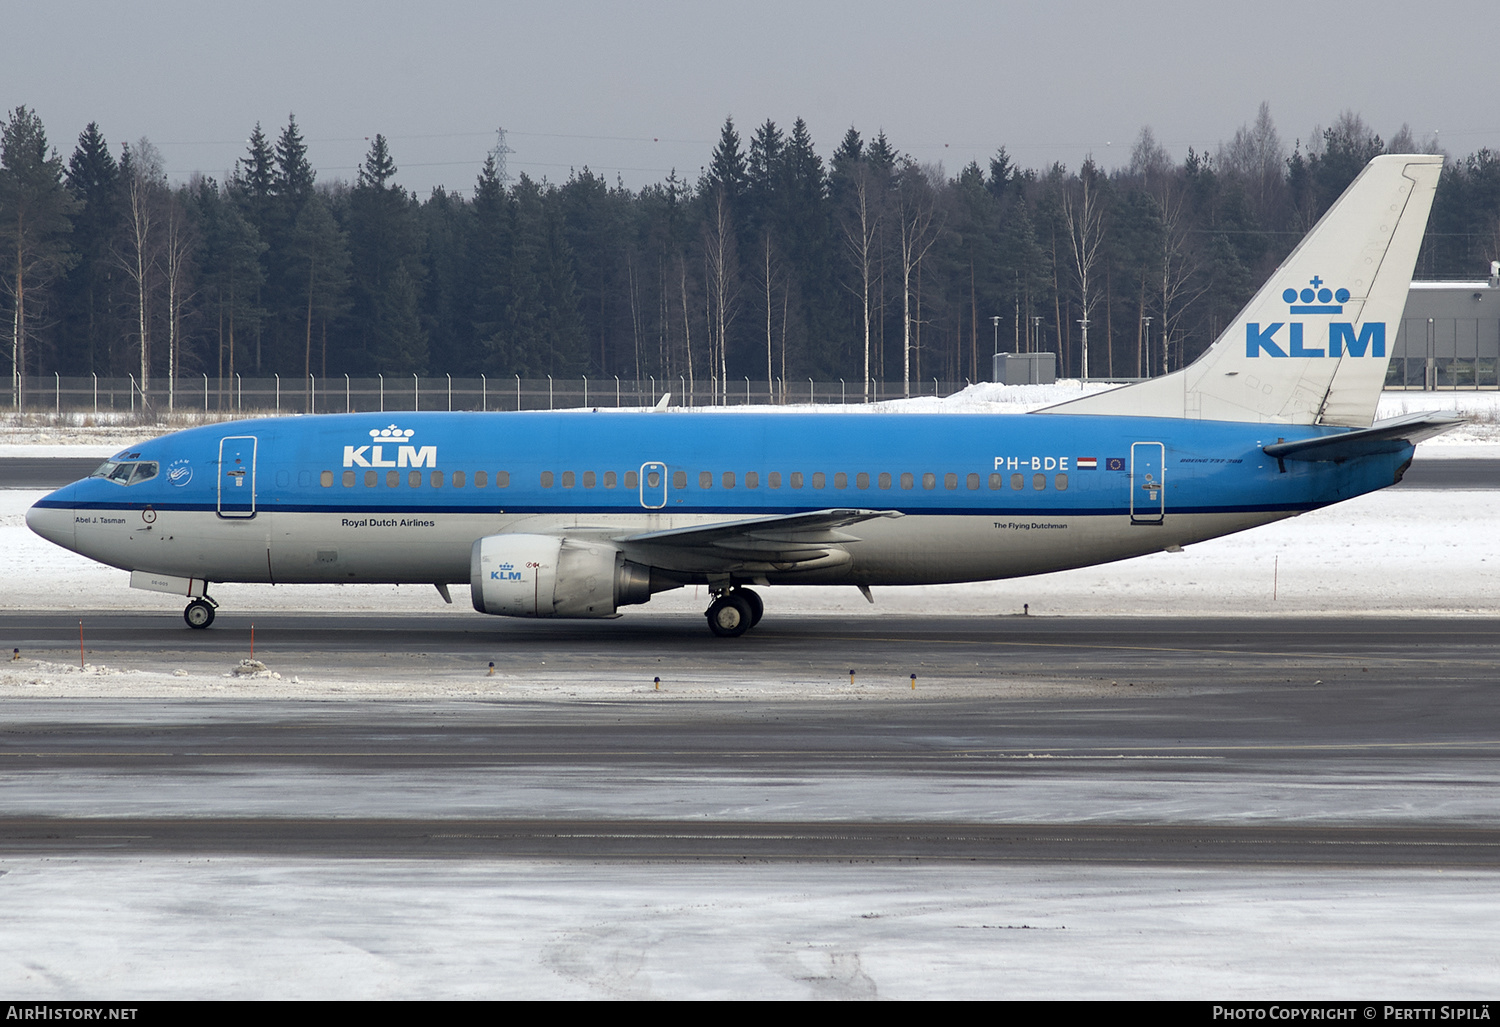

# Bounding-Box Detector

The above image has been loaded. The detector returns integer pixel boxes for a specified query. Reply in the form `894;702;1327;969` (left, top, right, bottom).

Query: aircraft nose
26;489;76;550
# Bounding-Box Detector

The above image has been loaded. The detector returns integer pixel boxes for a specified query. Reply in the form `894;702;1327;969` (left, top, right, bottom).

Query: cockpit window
90;460;159;486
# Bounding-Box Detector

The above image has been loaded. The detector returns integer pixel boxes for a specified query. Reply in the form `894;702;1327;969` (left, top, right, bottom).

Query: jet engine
469;533;655;618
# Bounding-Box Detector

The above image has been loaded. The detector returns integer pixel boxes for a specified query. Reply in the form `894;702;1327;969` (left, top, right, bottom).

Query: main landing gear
184;595;218;629
705;587;764;637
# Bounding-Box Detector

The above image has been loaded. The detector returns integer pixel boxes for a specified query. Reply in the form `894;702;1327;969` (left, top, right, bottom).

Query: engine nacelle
469;533;654;618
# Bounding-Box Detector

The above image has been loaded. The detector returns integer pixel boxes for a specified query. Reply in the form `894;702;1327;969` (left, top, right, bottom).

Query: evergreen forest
3;103;1499;407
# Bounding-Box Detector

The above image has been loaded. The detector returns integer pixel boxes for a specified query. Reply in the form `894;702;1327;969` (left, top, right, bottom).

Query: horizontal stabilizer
1263;412;1465;462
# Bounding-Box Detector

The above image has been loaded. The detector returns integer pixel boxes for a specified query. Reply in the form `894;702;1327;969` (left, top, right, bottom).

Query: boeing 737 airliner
27;155;1459;635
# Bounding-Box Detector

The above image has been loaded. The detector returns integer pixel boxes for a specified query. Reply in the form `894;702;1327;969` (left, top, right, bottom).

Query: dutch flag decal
1076;457;1098;470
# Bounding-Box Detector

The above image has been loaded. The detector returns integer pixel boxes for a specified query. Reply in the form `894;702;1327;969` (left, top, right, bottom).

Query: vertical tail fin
1040;154;1443;426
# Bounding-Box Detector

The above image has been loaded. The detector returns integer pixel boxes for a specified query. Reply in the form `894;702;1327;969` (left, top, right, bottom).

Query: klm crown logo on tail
1247;276;1385;359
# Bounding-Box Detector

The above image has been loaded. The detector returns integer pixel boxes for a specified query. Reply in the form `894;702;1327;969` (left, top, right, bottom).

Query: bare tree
1062;157;1106;380
117;139;166;406
895;163;941;396
701;186;739;404
161;187;195;409
839;162;882;399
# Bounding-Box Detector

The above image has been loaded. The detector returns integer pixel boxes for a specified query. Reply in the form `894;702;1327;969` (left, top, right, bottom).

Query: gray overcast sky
5;0;1497;196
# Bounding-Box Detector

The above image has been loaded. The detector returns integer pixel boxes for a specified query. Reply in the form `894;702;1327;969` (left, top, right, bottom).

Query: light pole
1077;318;1090;383
1141;315;1152;378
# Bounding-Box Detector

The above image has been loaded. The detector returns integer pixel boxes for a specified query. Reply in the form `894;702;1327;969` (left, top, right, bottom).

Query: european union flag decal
1105;457;1125;471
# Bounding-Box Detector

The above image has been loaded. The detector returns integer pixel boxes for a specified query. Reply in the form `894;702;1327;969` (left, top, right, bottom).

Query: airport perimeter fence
5;374;982;418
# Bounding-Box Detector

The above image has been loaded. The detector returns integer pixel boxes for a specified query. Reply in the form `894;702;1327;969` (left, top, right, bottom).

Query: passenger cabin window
855;472;869;490
989;473;1003;490
966;473;980;490
496;471;510;488
603;471;616;489
722;472;735;489
342;470;356;487
431;471;445;488
791;472;804;489
1055;473;1069;491
945;473;958;490
387;470;399;487
320;470;334;487
812;472;825;489
878;472;892;490
769;472;782;489
1011;473;1024;490
561;471;574;488
453;471;466;488
1032;473;1046;490
541;471;554;488
364;470;377;487
408;470;421;488
745;472;759;489
474;471;488;488
700;471;713;489
923;473;937;490
625;471;638;488
673;471;686;489
834;472;848;489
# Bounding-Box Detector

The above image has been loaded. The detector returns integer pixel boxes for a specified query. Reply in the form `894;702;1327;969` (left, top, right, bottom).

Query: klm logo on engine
490;561;523;581
1246;276;1385;358
343;424;437;468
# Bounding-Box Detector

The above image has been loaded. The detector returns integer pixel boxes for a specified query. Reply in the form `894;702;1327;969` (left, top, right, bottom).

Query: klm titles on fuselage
1246;277;1385;359
342;424;437;468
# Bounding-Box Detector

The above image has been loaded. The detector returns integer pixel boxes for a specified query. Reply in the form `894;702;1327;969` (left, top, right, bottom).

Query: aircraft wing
1263;412;1465;462
615;508;903;570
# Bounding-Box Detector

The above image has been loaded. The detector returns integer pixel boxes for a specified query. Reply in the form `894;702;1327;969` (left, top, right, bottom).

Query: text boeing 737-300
27;155;1460;636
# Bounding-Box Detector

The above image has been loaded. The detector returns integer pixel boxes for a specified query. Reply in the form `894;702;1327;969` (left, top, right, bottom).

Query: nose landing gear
705;587;763;637
184;595;218;629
